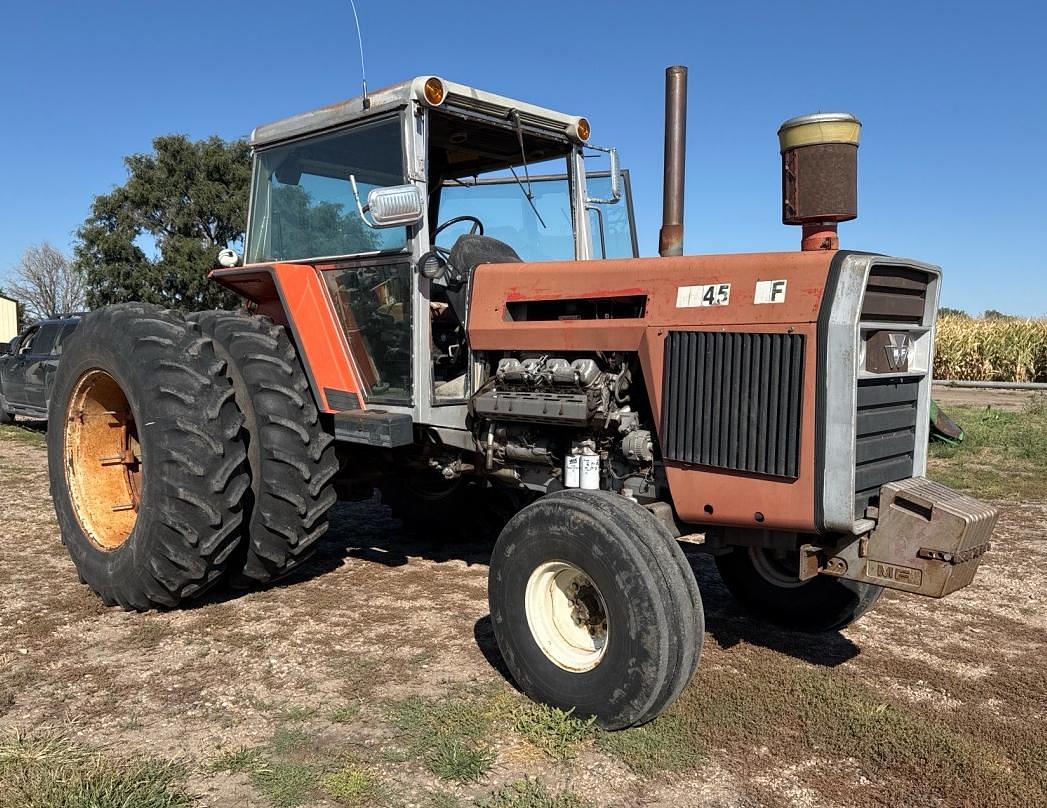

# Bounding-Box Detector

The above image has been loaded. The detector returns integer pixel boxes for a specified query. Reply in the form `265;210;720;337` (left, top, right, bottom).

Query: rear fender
209;263;365;413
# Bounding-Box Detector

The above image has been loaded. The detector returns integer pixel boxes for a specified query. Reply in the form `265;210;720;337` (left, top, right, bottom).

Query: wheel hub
525;561;609;672
64;369;143;550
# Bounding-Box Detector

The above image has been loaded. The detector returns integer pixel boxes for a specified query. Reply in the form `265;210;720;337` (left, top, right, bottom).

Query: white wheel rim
524;561;609;673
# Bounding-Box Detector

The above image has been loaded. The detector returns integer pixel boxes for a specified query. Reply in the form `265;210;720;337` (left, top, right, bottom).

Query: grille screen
861;266;929;324
662;331;804;478
854;377;919;517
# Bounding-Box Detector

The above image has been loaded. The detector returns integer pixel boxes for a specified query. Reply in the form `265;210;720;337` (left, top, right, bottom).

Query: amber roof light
423;77;446;106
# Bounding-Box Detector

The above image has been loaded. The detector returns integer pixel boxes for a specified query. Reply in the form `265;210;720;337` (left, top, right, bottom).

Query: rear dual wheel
191;311;339;586
488;490;704;729
50;305;339;609
48;304;250;610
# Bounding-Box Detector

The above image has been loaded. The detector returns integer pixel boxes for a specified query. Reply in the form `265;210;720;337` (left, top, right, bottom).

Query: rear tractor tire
715;545;884;633
488;490;704;729
48;303;250;610
190;310;339;586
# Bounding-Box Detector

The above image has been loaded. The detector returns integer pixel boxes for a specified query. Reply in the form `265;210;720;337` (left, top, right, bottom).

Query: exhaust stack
778;112;861;251
659;66;688;257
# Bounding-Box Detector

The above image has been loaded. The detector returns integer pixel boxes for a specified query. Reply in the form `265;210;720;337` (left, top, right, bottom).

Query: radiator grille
861;266;929;324
662;331;804;478
854;377;919;518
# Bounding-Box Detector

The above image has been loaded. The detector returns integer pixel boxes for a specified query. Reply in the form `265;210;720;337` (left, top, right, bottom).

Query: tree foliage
267;184;379;260
5;243;85;322
75;135;250;311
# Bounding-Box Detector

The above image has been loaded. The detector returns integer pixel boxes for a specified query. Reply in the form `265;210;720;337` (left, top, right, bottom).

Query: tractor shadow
188;493;496;609
677;545;861;667
195;496;860;670
473;545;860;687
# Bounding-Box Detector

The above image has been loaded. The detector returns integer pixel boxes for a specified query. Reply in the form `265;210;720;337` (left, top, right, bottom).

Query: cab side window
53;322;78;356
18;328;38;355
32;324;62;357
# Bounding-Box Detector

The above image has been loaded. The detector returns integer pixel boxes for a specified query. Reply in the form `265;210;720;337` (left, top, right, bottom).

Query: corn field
934;315;1047;382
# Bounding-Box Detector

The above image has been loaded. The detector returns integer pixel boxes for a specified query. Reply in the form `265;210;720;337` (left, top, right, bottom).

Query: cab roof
250;76;588;149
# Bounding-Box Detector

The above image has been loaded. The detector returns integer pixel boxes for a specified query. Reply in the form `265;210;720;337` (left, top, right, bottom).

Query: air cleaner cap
778;112;861;152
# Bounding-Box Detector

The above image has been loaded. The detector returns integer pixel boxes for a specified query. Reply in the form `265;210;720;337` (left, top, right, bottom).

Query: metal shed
0;294;17;343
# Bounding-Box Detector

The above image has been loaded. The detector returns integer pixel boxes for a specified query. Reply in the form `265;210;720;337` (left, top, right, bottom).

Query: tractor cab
235;76;636;430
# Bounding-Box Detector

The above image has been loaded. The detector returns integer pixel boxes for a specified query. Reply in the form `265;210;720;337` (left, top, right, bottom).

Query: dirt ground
931;383;1042;412
1;417;1045;808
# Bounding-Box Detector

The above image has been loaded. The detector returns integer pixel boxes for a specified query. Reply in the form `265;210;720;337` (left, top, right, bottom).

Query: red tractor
49;68;996;729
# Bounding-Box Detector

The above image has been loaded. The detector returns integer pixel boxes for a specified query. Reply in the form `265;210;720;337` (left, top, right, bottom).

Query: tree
982;309;1012;320
5;243;85;321
75;135;250;311
938;306;969;318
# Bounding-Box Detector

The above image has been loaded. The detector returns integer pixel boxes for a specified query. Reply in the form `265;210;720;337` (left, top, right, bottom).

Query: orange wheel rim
64;369;143;550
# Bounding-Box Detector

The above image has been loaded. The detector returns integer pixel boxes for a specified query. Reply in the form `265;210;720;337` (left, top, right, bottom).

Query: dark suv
0;315;81;422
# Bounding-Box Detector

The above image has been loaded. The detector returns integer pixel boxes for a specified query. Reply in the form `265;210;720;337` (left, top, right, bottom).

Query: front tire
488;490;704;729
48;304;250;610
0;395;13;424
715;545;884;633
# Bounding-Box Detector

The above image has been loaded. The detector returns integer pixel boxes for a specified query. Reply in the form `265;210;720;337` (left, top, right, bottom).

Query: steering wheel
419;216;485;280
432;215;484;241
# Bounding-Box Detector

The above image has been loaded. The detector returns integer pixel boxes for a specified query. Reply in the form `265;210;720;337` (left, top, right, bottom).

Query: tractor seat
444;234;522;325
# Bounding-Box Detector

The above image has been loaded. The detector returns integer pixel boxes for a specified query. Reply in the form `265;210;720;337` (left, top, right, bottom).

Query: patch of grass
475;778;592;808
270;725;313;756
929;399;1047;498
329;703;361;724
663;658;1047;807
251;761;317;808
0;424;46;446
596;714;703;775
0;727;193;808
426;738;495;783
212;725;331;807
211;745;266;774
424;789;463;808
386;694;498;782
511;703;596;760
321;757;384;806
278;705;318;723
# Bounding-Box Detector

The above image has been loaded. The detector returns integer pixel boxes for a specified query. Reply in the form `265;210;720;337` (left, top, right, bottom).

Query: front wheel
715;545;883;633
488;490;704;730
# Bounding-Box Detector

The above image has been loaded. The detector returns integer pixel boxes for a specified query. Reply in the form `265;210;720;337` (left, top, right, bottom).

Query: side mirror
350;178;425;228
585;144;622;205
7;337;20;355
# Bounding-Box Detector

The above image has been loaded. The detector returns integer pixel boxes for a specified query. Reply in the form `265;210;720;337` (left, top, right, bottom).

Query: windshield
437;171;636;262
247;117;406;263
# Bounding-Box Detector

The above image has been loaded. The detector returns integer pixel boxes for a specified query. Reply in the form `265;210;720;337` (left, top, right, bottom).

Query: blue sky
0;1;1043;315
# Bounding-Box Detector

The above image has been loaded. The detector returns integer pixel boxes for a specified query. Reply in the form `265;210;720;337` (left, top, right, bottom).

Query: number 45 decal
676;283;731;308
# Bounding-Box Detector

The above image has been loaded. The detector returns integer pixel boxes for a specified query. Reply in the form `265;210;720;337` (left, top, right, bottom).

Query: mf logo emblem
866;560;923;587
885;333;911;371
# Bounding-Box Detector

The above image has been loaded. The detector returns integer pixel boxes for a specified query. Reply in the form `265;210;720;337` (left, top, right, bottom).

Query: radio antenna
348;0;369;108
